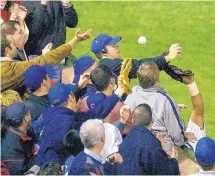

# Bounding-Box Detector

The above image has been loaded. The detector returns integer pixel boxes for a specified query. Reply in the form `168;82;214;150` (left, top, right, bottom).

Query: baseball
138;36;147;45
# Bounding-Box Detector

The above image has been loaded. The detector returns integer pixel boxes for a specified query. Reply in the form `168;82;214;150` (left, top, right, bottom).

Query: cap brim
73;74;80;84
107;36;122;45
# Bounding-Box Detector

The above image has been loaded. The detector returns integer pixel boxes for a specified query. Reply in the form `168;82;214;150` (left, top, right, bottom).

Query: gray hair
137;62;159;89
80;119;105;148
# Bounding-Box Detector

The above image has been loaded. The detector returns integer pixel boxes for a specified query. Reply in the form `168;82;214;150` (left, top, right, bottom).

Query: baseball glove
165;64;193;83
118;58;132;94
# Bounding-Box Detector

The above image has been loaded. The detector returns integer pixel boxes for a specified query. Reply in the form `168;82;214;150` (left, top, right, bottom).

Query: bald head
137;62;159;89
132;104;152;127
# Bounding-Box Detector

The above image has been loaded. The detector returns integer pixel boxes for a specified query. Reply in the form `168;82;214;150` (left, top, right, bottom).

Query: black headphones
101;48;108;54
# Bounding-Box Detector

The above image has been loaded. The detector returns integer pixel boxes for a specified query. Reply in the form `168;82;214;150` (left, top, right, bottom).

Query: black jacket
25;94;50;122
22;1;78;55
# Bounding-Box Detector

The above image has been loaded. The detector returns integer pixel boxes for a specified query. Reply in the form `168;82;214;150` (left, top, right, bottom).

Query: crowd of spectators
1;0;215;175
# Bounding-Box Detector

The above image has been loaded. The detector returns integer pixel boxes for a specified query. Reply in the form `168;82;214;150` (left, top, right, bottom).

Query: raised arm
129;43;182;79
21;1;50;35
182;74;204;129
60;0;78;28
1;29;92;91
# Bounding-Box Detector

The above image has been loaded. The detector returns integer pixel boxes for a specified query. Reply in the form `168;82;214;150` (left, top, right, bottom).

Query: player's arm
182;75;204;129
128;43;182;79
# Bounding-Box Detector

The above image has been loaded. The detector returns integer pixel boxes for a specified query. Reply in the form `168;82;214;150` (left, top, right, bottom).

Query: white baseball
138;36;147;45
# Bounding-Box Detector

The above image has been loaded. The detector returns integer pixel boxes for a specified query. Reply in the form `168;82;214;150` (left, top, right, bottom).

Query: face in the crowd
6;37;17;58
0;0;7;8
12;24;25;49
61;67;74;84
43;75;51;90
105;45;120;59
24;111;32;129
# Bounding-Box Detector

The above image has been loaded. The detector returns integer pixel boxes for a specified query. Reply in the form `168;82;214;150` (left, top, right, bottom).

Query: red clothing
0;1;21;22
77;95;133;135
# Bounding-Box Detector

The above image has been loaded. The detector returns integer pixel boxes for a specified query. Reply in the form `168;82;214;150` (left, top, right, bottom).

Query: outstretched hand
107;153;123;165
16;6;27;22
185;132;197;143
178;104;187;110
75;28;92;41
120;105;132;124
42;43;53;55
165;43;182;62
78;73;90;88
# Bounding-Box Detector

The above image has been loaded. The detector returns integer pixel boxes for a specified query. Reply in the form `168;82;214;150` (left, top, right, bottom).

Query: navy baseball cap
91;33;122;54
5;102;29;121
48;83;78;106
195;137;215;167
24;65;53;90
73;56;95;83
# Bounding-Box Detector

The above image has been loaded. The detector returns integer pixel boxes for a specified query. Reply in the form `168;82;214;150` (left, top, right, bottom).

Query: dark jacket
25;94;50;122
1;127;34;175
69;151;116;175
99;54;168;79
35;94;119;166
22;1;78;55
115;126;180;175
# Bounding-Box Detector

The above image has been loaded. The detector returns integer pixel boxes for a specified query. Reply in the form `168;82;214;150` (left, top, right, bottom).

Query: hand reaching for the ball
165;43;182;62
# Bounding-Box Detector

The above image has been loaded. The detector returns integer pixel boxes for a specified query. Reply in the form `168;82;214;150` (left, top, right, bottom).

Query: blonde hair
0;89;23;107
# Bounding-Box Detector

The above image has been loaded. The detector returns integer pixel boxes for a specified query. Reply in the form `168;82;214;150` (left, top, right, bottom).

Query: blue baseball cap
73;56;95;83
24;65;53;90
195;137;215;167
48;83;78;106
91;33;122;54
5;102;29;121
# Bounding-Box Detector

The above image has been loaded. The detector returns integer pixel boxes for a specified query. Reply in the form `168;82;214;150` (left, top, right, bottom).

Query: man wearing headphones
91;33;182;80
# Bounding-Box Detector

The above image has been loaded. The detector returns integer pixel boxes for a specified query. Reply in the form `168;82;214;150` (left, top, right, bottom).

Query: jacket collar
8;127;32;141
132;125;152;134
84;148;105;164
137;85;166;93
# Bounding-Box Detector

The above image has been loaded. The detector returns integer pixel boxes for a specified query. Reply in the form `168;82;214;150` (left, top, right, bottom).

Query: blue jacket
1;127;34;175
35;94;119;166
115;125;180;175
